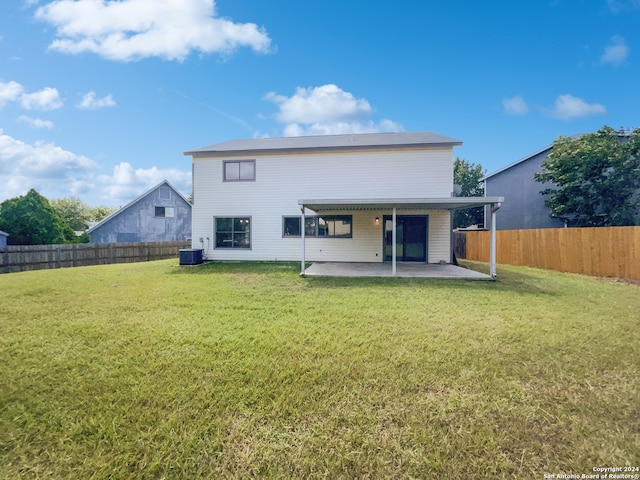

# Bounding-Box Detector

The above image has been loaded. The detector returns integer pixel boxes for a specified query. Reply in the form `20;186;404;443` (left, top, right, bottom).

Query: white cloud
0;81;63;111
77;91;116;110
502;96;529;115
20;87;63;110
547;94;607;121
265;84;403;136
0;122;191;207
0;129;96;201
266;84;373;124
97;162;191;205
607;0;640;12
35;0;272;62
600;35;628;65
283;119;403;137
18;115;54;129
0;131;191;206
0;81;24;107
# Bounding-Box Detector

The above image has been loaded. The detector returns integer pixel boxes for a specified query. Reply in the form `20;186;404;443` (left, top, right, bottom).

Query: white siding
427;210;451;263
191;148;455;262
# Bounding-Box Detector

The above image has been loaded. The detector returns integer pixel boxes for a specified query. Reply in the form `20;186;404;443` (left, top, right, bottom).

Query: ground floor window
283;215;352;238
283;216;302;237
215;217;251;248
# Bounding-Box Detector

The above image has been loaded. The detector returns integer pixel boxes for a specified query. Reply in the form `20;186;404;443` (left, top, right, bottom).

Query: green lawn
0;260;638;479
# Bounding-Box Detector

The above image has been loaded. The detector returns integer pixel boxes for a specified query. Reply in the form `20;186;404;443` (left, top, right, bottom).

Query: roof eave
481;145;553;181
184;141;462;158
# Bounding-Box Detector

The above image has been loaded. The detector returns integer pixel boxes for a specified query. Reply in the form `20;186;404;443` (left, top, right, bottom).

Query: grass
0;260;638;479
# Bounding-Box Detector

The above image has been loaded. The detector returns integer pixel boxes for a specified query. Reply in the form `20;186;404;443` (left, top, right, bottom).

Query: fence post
1;248;8;273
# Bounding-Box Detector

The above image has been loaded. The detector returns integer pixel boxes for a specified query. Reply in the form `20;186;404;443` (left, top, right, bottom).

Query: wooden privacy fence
454;226;640;281
0;241;191;274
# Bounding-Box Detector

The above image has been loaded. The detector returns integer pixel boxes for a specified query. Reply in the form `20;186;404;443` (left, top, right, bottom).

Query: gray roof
481;144;553;181
184;131;463;157
87;180;191;234
0;230;8;236
480;132;622;181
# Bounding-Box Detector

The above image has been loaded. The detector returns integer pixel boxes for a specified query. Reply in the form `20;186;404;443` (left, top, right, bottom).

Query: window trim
282;215;352;238
223;160;256;182
214;216;252;249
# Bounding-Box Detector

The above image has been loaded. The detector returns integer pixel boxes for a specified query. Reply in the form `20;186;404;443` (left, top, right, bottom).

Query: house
481;131;636;230
184;132;503;276
0;230;8;247
481;143;564;230
87;180;191;243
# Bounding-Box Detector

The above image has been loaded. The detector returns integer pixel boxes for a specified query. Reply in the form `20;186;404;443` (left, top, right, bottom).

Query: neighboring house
481;144;563;230
184;132;503;274
482;131;636;230
0;230;8;247
88;180;192;243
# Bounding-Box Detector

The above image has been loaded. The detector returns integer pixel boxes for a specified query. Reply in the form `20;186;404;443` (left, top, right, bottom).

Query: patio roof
297;196;504;279
298;196;504;212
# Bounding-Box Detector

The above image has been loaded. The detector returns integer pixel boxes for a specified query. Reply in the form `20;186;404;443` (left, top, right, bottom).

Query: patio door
383;215;428;262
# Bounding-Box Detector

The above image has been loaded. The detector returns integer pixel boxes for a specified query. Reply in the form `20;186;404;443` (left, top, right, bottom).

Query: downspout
490;202;501;278
392;207;397;276
300;205;306;276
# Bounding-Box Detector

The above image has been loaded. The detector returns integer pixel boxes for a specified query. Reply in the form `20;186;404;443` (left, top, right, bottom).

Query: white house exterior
185;132;503;275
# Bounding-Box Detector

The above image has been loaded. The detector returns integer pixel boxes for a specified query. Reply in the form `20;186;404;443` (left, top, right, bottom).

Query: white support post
300;206;306;276
490;203;498;278
392;207;397;276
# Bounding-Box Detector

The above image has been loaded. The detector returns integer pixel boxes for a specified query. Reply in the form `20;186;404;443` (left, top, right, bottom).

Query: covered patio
299;197;504;278
303;261;492;279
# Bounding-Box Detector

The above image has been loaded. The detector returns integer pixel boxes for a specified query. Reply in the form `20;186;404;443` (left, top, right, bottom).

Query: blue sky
1;0;638;207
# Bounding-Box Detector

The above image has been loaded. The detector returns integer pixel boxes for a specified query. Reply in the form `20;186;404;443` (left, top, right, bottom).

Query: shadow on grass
169;261;301;275
169;260;558;296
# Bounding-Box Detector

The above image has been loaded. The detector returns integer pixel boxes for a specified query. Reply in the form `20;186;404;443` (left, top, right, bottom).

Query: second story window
155;206;175;218
224;160;255;182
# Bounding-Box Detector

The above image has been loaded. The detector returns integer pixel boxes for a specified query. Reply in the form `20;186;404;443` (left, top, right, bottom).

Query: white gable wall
192;147;454;262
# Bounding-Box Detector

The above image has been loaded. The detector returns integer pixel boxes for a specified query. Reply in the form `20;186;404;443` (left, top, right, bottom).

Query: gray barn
481;144;564;230
88;180;192;243
0;230;8;247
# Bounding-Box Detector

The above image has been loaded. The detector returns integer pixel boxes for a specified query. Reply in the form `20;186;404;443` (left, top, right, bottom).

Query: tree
50;197;115;231
50;197;92;231
534;126;640;227
453;157;486;229
0;189;77;245
90;205;116;223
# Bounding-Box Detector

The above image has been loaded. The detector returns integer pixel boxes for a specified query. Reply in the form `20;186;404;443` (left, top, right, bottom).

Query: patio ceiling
298;197;504;213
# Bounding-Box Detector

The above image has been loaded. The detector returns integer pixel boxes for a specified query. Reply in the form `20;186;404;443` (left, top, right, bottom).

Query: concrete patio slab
303;262;492;279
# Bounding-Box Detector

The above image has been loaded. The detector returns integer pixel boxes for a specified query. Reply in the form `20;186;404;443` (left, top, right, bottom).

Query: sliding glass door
383;215;428;262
